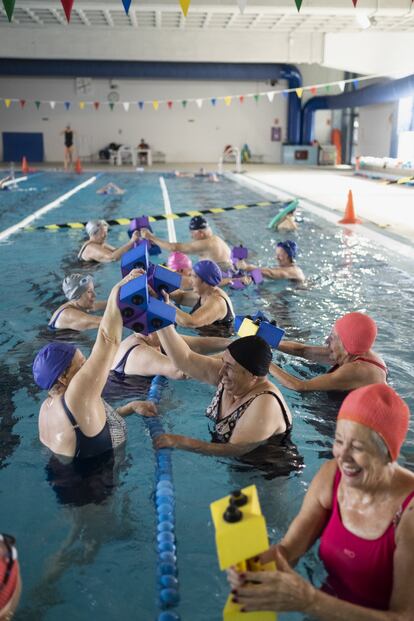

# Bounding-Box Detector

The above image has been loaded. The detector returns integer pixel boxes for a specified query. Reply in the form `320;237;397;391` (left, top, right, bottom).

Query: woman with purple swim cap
239;239;304;283
34;270;157;460
166;259;235;337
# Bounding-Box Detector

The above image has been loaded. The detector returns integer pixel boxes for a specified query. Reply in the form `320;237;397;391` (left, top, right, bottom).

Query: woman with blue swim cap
166;259;235;337
34;270;157;460
240;240;304;283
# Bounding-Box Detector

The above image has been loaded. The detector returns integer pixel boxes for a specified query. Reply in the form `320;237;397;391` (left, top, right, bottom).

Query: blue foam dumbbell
121;243;150;277
118;273;149;329
150;265;182;297
128;215;153;237
146;298;176;333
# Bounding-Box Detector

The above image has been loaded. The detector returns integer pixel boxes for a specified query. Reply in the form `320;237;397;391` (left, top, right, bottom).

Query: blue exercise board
2;132;44;162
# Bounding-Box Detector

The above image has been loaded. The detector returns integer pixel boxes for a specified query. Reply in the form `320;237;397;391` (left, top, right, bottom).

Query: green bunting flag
109;102;114;111
325;85;331;93
35;101;41;109
254;94;260;104
182;100;187;108
2;0;15;21
294;0;303;11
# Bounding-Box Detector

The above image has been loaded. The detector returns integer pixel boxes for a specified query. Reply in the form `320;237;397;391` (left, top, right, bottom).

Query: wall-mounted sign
271;127;281;142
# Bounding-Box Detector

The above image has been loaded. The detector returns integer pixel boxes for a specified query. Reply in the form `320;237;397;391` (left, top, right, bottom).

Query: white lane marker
2;175;28;188
0;176;97;242
159;176;177;243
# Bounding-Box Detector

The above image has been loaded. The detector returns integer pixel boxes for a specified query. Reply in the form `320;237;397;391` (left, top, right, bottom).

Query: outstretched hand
129;400;158;417
153;433;186;450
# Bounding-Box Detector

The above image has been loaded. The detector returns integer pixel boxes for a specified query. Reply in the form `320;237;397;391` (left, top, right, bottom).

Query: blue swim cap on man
33;342;77;390
189;216;208;231
277;240;298;259
193;260;222;286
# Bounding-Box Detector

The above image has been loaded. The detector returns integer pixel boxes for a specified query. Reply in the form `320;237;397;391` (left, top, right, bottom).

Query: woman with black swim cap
153;327;292;456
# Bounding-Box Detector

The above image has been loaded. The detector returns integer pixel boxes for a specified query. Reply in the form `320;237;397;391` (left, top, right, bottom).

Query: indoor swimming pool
0;171;413;620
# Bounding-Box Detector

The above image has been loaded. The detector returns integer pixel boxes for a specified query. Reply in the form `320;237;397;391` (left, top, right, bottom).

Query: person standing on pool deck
153;328;292;457
34;270;157;460
141;215;233;272
61;125;75;171
239;240;304;283
270;312;387;393
78;220;140;263
227;384;414;619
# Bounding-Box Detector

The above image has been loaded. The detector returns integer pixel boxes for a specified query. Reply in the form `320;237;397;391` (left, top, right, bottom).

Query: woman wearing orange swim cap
227;384;414;618
270;312;387;392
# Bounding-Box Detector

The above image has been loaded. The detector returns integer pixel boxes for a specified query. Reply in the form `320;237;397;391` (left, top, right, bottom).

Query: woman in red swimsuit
228;383;414;618
270;312;387;392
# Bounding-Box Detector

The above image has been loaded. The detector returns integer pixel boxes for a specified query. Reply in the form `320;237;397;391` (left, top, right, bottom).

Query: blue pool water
0;171;413;621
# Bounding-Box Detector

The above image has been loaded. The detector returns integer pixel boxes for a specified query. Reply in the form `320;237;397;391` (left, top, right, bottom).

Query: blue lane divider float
146;375;181;621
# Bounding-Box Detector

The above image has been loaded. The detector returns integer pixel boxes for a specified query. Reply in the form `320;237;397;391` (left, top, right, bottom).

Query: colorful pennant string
152;100;159;110
224;96;232;106
295;88;303;99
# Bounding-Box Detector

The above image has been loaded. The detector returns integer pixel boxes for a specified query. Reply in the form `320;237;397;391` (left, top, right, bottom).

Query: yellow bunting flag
79;101;85;110
153;100;159;111
5;99;11;108
179;0;191;16
224;96;232;106
295;88;303;99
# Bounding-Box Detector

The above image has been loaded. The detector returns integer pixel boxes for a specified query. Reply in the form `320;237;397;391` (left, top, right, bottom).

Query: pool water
0;171;413;621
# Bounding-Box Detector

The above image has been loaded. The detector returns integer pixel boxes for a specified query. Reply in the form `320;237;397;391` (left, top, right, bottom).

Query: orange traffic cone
21;156;29;174
75;157;83;174
339;190;362;224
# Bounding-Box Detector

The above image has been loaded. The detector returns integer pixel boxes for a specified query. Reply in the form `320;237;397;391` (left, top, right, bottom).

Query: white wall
0;76;288;163
356;102;395;158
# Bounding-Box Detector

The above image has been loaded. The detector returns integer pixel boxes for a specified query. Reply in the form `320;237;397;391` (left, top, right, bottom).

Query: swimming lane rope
146;375;181;621
24;199;288;232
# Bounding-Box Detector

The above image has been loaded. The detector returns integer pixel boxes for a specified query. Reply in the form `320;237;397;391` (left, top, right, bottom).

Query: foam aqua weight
147;375;181;621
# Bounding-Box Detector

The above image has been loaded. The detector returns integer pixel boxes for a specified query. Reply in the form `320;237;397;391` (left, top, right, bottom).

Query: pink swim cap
334;312;377;355
167;252;192;272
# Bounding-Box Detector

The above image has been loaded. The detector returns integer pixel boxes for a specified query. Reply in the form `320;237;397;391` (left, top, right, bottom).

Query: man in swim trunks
61;125;75;171
153;327;292;456
270;312;387;392
141;215;232;271
78;220;140;263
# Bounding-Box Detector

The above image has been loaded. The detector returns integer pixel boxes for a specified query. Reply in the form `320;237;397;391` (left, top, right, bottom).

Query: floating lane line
160;176;177;244
0;176;97;242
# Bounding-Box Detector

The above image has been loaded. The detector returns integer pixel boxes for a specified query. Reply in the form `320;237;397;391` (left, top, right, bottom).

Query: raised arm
141;229;209;255
85;231;140;263
157;324;222;386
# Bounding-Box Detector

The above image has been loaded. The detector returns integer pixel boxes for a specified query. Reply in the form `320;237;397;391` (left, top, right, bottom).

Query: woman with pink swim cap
228;384;414;618
167;252;193;289
270;312;387;392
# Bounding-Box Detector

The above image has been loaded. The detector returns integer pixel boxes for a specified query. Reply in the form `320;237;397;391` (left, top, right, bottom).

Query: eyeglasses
0;534;17;591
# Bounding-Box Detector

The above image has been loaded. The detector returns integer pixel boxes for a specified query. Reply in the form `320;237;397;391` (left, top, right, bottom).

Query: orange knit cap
334;312;377;355
338;384;410;461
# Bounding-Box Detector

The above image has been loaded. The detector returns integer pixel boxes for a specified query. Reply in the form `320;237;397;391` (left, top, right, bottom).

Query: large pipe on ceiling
302;73;414;144
0;59;303;144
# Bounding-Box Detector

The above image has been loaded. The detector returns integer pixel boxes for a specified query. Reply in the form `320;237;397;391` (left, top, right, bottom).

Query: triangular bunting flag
338;81;345;92
138;101;144;109
237;0;247;14
50;101;56;109
122;0;132;14
179;0;191;17
266;92;275;103
35;101;41;109
2;0;15;22
152;100;159;110
295;0;303;11
79;101;85;110
60;0;74;22
182;100;187;108
325;85;331;93
282;91;289;98
123;102;130;111
352;0;358;6
310;86;317;95
19;99;26;108
254;94;260;104
224;96;232;106
239;95;244;104
167;101;173;109
4;99;11;108
94;101;100;110
109;102;114;111
196;99;203;108
295;88;303;99
353;79;359;89
211;98;217;106
64;101;71;110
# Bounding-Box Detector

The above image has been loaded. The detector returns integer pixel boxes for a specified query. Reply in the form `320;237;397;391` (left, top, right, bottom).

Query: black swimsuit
112;344;141;379
61;396;126;459
64;130;73;148
190;295;234;336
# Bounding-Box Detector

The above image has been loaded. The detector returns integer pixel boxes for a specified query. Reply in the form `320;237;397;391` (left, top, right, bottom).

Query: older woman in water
228;383;414;619
168;260;234;336
154;326;292;457
270;312;387;392
78;220;139;263
0;534;21;620
34;270;156;460
240;240;304;283
48;273;106;332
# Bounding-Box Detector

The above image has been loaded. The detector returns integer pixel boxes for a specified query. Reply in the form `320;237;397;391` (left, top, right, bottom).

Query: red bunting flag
239;95;244;104
295;0;303;11
2;0;15;22
352;0;358;6
310;86;317;95
60;0;74;23
94;101;99;110
167;101;173;109
19;99;26;108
